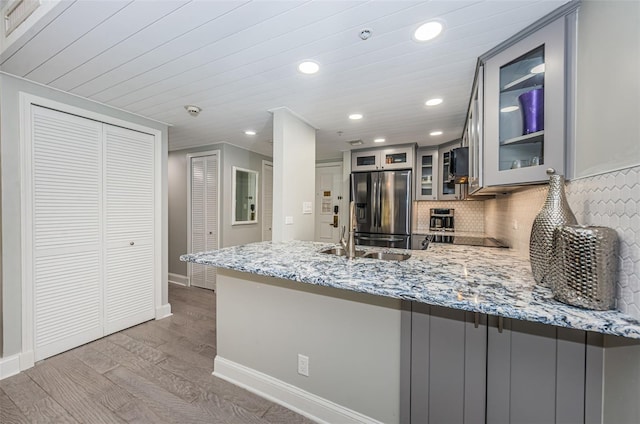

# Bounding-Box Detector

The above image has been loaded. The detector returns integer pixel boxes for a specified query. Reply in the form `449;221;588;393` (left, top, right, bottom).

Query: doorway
187;151;220;290
315;162;344;243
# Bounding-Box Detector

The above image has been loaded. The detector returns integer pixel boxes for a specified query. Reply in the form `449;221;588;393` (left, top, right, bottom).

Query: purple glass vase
518;88;544;134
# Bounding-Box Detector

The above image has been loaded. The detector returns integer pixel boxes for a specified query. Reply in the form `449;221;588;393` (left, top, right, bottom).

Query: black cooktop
450;236;508;248
421;234;508;248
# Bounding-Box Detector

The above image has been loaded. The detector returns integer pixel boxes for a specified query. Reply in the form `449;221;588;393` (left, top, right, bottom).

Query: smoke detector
184;105;202;117
359;28;372;40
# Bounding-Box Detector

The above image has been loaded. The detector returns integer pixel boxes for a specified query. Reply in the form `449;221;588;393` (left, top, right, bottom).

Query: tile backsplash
415;200;485;233
485;165;640;319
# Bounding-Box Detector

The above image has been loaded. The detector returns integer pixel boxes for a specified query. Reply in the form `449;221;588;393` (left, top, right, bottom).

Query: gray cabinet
410;304;487;424
486;316;587;424
483;15;573;187
438;141;462;200
467;66;484;195
415;148;438;200
351;146;414;172
410;306;596;424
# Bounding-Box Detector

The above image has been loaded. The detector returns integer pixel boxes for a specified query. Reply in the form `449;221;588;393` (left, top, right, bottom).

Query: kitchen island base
214;268;406;424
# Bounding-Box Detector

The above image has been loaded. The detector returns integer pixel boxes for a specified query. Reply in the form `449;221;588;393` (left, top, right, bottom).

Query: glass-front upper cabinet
438;141;462;200
467;66;483;195
484;16;568;187
415;148;438;200
351;146;415;172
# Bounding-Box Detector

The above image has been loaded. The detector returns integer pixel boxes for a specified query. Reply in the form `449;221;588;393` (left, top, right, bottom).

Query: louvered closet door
190;154;218;290
31;106;104;361
104;124;155;334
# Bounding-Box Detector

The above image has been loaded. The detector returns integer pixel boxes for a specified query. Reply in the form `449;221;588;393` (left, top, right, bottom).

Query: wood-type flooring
1;284;315;423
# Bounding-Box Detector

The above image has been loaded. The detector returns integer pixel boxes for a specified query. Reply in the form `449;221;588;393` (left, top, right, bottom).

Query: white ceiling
0;0;568;160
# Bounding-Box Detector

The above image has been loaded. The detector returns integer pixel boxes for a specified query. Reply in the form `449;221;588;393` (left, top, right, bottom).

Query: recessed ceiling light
500;106;520;113
298;61;319;74
430;130;443;136
374;138;386;143
531;63;545;74
245;130;256;135
414;21;443;42
349;113;363;120
425;98;443;106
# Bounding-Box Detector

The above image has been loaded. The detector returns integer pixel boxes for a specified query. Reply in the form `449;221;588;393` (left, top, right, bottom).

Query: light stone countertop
181;240;640;339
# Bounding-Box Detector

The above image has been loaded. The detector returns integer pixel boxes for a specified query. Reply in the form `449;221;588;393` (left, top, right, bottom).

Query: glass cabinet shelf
502;72;544;92
500;130;544;146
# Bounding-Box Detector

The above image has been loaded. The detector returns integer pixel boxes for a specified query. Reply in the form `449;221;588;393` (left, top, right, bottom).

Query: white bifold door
29;106;157;361
189;153;219;290
104;125;156;334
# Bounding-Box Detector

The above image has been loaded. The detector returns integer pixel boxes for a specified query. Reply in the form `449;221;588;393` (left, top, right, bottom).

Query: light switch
285;216;294;225
302;201;313;214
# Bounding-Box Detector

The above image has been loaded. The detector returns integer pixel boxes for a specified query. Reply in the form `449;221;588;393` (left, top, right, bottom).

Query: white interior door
262;161;273;241
30;106;104;361
190;153;219;290
103;124;156;334
315;164;343;243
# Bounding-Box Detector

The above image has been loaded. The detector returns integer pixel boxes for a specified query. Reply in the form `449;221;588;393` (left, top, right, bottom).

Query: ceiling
0;0;568;160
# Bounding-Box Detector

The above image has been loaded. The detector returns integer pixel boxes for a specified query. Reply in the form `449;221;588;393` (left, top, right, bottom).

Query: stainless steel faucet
341;201;357;259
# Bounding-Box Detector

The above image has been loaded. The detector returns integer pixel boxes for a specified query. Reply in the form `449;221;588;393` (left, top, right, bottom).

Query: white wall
167;143;271;277
272;108;316;241
216;269;403;423
573;0;640;178
0;73;169;357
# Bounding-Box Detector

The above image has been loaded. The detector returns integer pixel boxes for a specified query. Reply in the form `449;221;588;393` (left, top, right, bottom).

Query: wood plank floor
1;284;315;424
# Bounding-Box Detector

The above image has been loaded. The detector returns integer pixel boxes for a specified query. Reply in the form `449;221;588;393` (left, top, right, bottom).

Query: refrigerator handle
377;173;382;231
371;174;377;229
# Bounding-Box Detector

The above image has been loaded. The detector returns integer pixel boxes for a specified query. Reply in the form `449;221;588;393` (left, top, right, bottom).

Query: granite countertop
181;240;640;339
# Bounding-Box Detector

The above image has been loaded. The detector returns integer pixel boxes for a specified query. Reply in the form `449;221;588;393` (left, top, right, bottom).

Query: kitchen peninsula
182;241;640;424
182;240;640;338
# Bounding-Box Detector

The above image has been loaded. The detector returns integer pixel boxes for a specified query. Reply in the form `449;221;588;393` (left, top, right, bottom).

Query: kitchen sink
363;252;411;261
320;247;366;257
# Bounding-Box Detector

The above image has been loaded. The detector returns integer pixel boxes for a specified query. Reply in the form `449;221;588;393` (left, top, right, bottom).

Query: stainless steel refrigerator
350;170;412;249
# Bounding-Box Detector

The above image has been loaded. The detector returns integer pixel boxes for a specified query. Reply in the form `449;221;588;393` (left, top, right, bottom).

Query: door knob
209;231;213;235
129;241;135;246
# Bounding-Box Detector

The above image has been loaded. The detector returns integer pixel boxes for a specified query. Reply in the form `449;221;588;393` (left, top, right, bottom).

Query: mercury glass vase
529;169;577;286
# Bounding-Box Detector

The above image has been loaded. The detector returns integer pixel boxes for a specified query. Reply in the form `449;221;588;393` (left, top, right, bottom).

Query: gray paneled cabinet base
409;304;601;424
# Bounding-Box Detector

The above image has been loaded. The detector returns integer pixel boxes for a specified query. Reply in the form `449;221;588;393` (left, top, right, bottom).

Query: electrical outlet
297;354;309;377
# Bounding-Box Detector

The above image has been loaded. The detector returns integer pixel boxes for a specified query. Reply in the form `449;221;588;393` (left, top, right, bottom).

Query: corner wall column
271;108;316;241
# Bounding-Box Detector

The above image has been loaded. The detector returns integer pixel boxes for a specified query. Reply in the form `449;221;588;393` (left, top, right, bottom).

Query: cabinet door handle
129;241;135;246
498;316;504;333
474;312;480;328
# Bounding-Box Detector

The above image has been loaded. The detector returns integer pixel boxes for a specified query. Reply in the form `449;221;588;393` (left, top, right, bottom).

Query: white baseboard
19;350;34;371
213;356;383;424
168;273;189;286
155;303;172;320
0;354;21;380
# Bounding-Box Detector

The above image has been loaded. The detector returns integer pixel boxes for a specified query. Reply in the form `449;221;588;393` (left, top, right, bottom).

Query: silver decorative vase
529;169;577;286
551;225;618;310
